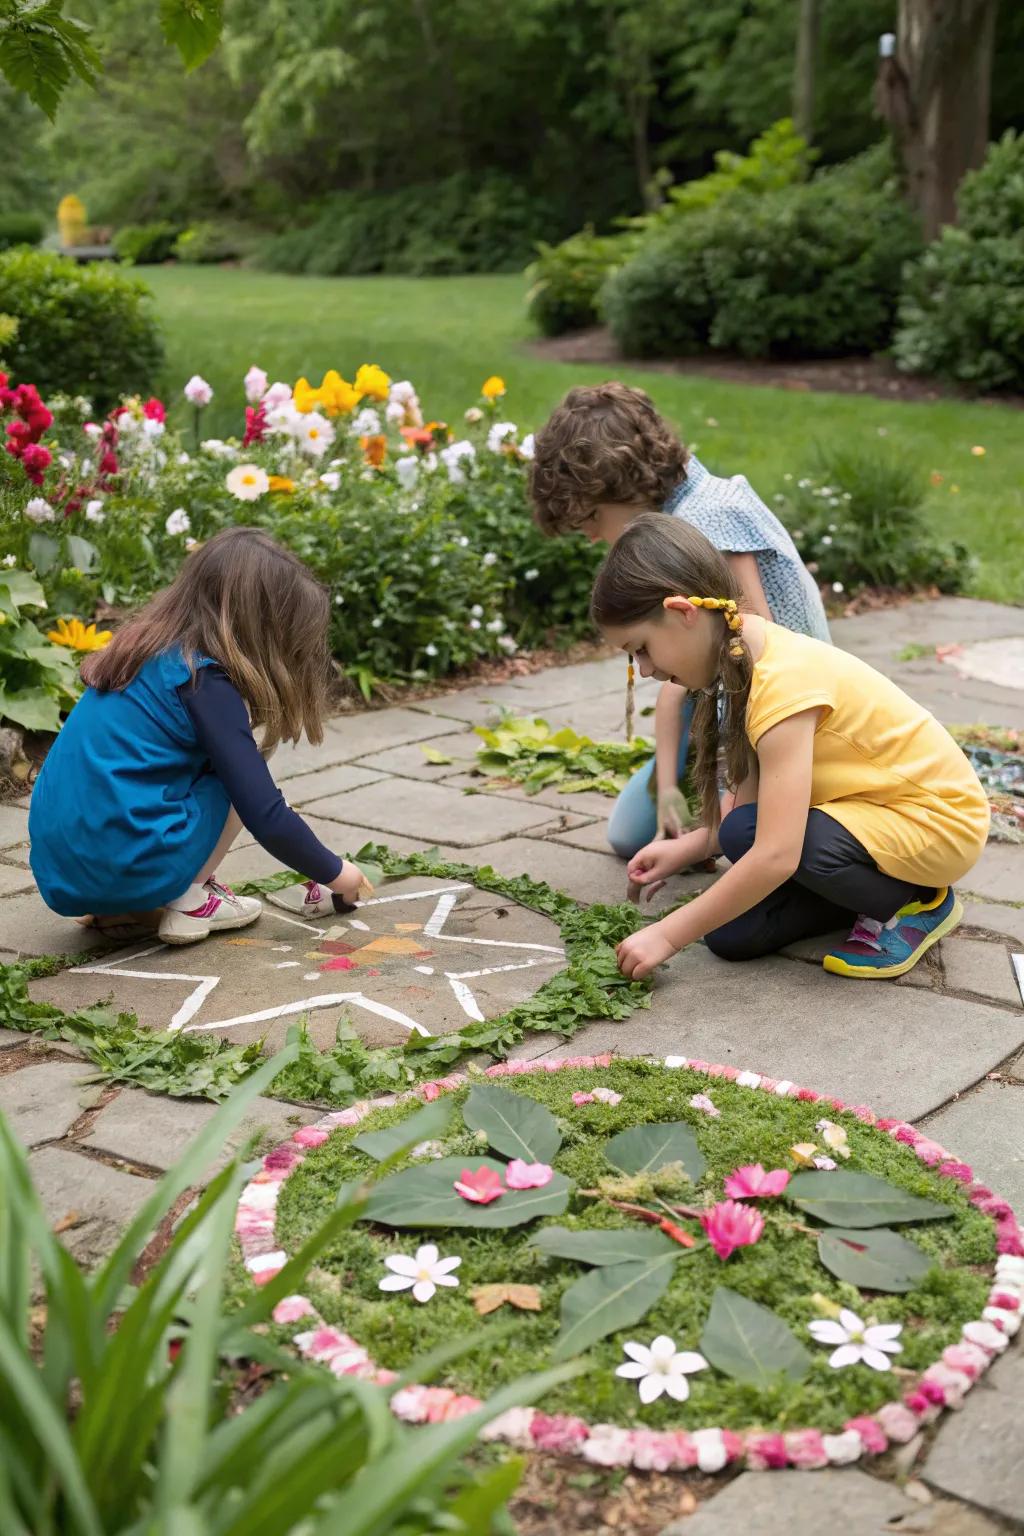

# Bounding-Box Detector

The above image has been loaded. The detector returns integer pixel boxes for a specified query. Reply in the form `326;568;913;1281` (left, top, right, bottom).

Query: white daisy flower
615;1335;708;1404
378;1243;461;1304
352;407;382;437
486;421;517;453
165;508;191;536
808;1309;902;1371
226;464;270;501
294;412;335;458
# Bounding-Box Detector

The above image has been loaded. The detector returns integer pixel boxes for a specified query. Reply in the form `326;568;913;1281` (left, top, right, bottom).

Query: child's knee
704;922;763;962
717;804;757;864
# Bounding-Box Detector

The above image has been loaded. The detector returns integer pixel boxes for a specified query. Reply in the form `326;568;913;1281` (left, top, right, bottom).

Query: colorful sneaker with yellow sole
823;887;963;979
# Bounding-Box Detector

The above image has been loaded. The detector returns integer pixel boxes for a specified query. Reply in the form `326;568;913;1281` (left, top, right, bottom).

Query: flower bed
0;363;601;713
235;1056;1022;1473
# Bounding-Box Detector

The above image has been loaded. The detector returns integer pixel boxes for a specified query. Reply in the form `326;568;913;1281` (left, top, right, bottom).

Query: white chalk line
185;991;431;1038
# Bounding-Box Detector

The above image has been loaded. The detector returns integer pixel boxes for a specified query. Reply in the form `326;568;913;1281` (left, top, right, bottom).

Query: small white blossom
200;439;237;460
458;535;469;547
395;455;419;492
482;551;497;567
3;553;17;567
178;451;191;465
440;439;475;484
523;567;539;581
519;432;535;459
808;1309;902;1371
469;618;481;631
371;616;383;628
386;400;406;424
226;464;270;502
84;499;105;523
294;412;335;459
263;381;292;410
616;1336;708;1404
319;471;341;492
183;375;213;407
464;406;484;424
83;422;103;441
25;497;55;524
352;407;382;437
165;508;191;536
486;421;517;453
378;1243;461;1304
470;604;484;618
142;417;165;440
486;617;505;634
832;582;844;594
334;594;344;606
429;554;441;567
184;537;197;551
498;634;518;654
244;365;269;403
821;535;833;546
424;643;438;658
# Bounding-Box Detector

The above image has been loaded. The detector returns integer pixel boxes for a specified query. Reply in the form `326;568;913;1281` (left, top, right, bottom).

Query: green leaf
363;1156;571;1229
605;1121;705;1181
788;1171;953;1229
66;535;99;574
533;1225;678;1266
817;1227;935;1293
420;745;454;765
352;1098;454;1162
553;1252;679;1360
699;1287;811;1386
158;0;224;71
0;570;46;615
27;533;59;575
462;1084;561;1164
0;686;61;733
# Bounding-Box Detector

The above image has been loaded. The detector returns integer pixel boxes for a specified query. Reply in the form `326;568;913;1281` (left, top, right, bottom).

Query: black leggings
704;804;933;963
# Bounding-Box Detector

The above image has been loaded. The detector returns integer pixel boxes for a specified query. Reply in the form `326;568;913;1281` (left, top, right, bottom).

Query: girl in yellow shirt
592;515;990;982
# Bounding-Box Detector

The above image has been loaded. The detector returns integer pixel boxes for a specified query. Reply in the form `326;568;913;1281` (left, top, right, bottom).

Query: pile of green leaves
0;1047;573;1534
472;714;655;797
0;845;653;1105
0;565;80;732
274;1060;994;1431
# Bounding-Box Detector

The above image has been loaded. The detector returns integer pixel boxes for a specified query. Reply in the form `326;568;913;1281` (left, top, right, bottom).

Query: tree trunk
793;0;821;142
883;0;999;238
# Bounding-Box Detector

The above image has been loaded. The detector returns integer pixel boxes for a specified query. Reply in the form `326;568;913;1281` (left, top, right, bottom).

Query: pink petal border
234;1053;1023;1473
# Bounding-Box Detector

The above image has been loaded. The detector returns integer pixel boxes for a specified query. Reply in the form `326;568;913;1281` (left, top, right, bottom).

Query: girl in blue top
29;527;364;946
530;382;829;862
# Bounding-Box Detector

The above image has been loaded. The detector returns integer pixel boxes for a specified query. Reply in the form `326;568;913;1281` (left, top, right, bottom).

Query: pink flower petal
505;1159;554;1189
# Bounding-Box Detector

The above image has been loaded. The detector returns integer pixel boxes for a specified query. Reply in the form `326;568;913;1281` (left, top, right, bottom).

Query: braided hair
590;514;755;832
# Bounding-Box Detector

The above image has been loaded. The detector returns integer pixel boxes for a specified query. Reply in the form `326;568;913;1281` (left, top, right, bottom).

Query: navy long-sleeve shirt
177;666;343;884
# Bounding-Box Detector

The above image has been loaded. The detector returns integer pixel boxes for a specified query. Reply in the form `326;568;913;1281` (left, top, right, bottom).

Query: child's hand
626;840;685;905
616;922;678;980
656;787;692;838
329;863;372;905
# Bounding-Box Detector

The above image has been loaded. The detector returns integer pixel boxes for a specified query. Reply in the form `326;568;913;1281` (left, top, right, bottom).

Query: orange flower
400;426;435;452
360;434;387;468
268;476;295;493
481;375;506;401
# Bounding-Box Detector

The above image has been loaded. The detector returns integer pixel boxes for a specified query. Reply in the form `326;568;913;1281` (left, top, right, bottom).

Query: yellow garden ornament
47;617;112;652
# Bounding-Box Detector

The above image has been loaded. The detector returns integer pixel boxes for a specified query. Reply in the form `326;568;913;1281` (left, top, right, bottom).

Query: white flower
294;412;335;458
832;582;845;594
185;537;197;551
808;1309;902;1371
523;567;539;581
458;535;469;547
486;421;517;453
178;451;191;465
84;499;105;523
184;374;213;407
351;407;382;437
319;471;341;492
83;422;103;441
142;417;165;440
962;1320;1009;1352
736;1071;762;1088
3;553;16;567
983;1306;1021;1337
821;535;833;546
395;455;419;492
244;365;269;403
440;439;475;485
371;616;383;628
386;400;406;424
482;552;497;567
481;1406;535;1447
497;634;518;654
424;643;438;658
378;1243;461;1303
429;555;441;567
25;497;55;524
200;439;237;460
464;406;484;424
692;1428;728;1473
996;1255;1024;1283
165;508;191;536
263;381;292;410
615;1335;708;1404
470;604;484;618
823;1429;863;1465
519;432;535;459
266;401;301;436
582;1425;634;1467
486;617;505;633
226;464;270;502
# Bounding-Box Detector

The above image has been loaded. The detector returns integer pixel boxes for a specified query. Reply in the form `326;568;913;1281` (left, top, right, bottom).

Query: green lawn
145;268;1024;603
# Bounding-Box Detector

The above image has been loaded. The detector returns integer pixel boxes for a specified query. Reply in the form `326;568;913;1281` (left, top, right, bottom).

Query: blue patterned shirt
663;455;831;643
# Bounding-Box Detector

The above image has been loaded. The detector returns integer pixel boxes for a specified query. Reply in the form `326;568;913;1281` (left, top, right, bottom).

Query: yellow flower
268;475;295;494
320;370;361;416
292;376;323;414
354;363;390;402
971;445;986;457
47;617;112;652
481;375;506;401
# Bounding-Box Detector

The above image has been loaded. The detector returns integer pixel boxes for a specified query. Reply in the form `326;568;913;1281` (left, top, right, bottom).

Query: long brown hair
82;527;331;749
590;514;754;830
529;382;689;535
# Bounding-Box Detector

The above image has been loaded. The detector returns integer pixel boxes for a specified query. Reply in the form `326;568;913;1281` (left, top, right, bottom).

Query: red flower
243;403;267;446
98;449;119;477
143;397;166;422
6;419;31;447
453;1165;504;1204
699;1199;765;1261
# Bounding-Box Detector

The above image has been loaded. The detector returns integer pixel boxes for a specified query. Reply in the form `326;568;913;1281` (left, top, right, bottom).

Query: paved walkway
1;596;1022;1530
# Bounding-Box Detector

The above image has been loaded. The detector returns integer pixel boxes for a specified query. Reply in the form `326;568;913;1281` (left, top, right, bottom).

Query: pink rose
844;1416;887;1454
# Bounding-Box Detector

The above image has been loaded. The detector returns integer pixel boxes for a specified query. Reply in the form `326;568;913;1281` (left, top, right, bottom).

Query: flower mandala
235;1055;1023;1474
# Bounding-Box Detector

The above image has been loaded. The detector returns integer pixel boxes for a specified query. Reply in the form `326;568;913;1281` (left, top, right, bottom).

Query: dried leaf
471;1283;542;1315
53;1210;83;1234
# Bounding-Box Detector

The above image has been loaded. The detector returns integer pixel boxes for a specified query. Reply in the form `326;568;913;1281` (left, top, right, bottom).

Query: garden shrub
0;248;164;411
525;229;635;336
172;219;256;264
113;220;181;265
258;173;556;278
774;446;971;597
604;148;921;360
0;213;44;251
893;131;1024;393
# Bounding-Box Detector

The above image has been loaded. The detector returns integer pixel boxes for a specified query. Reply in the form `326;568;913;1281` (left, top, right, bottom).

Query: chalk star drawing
76;881;564;1043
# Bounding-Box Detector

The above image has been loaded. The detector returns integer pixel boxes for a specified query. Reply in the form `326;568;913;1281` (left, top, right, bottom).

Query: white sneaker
159;878;262;946
266;879;341;920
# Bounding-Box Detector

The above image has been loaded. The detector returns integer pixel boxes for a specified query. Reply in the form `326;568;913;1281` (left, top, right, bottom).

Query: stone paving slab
0;843;30;867
80;1088;318;1174
351;731;479;782
663;1469;931;1535
941;935;1021;1006
277;763;388;803
0;1061;97;1143
923;1344;1024;1524
28;1144;155;1266
556;945;1024;1122
0;890;112;958
302;778;558;845
960;844;1024;904
325;706;469;757
413;662;658;725
441;772;620;819
963;900;1024;946
0;803;29;849
29;875;565;1052
922;1081;1024;1209
0;863;34;896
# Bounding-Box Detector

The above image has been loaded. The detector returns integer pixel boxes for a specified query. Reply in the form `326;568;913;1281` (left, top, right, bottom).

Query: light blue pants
606;697;694;859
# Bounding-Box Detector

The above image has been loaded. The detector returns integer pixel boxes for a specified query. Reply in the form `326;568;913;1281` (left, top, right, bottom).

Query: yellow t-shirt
745;623;990;886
